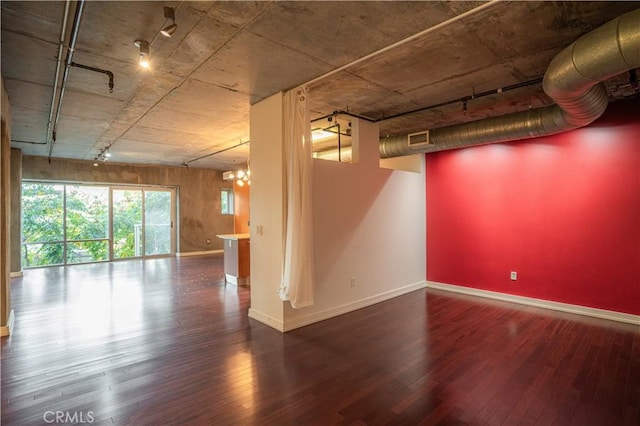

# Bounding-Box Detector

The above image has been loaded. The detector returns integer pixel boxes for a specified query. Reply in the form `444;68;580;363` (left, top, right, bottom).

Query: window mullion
63;185;68;265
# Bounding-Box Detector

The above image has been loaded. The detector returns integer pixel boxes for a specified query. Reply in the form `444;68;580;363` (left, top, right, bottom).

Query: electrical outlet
510;271;518;281
350;277;356;287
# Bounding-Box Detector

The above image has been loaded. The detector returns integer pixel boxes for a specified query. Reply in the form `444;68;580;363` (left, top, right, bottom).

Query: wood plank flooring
2;255;638;425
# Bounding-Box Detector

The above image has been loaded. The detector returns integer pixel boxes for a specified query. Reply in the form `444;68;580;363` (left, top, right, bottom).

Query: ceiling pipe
70;62;114;93
311;77;544;127
48;0;86;162
378;77;544;123
45;0;72;149
183;140;250;166
378;8;640;158
305;1;501;88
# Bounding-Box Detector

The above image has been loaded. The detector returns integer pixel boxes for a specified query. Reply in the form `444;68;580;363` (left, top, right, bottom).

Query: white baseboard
283;280;428;332
10;271;23;278
176;249;223;257
1;310;15;337
426;281;640;326
248;308;284;332
224;274;250;286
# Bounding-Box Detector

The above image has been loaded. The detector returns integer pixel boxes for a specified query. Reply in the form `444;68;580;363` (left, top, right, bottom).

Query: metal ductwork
379;9;640;158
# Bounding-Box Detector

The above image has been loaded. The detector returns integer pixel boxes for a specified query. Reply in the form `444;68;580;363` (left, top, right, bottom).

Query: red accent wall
426;98;640;315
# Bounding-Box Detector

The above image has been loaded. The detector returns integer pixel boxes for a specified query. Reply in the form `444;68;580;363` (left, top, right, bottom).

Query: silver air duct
379;9;640;158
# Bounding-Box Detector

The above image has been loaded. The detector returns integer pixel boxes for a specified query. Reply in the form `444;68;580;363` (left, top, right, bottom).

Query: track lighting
160;7;177;37
134;40;150;68
95;146;112;162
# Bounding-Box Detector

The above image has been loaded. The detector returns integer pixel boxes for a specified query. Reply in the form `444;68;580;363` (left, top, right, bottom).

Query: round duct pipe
379;9;640;158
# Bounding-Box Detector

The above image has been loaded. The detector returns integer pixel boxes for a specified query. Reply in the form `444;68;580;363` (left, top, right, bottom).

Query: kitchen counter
217;233;250;286
216;233;250;241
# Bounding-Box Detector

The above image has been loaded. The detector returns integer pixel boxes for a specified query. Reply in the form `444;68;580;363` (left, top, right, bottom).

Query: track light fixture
134;40;150;68
95;146;112;162
160;7;177;37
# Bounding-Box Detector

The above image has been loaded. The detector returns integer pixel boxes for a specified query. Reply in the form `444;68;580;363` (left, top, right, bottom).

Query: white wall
248;92;285;330
248;95;426;332
283;119;426;330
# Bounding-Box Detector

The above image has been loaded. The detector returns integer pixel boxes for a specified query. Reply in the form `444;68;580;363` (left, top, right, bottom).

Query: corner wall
21;156;234;255
248;92;285;330
1;76;13;335
426;98;640;315
284;119;426;329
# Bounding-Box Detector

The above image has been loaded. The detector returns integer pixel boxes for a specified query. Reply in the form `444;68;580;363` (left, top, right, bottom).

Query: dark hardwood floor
2;255;638;425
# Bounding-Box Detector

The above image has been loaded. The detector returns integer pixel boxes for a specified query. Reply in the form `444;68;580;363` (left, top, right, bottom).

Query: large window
21;182;175;268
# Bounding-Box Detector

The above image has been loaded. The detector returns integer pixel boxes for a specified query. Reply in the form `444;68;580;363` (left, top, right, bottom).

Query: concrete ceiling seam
378;9;640;158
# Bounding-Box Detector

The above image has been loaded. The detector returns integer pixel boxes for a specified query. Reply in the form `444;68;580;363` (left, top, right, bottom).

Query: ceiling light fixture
134;40;150;68
160;7;177;37
223;160;251;187
311;128;337;142
95;146;112;162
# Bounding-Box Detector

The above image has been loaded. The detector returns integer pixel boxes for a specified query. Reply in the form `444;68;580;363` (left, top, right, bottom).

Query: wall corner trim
10;271;23;278
283;280;428;332
0;309;15;337
426;281;640;326
176;250;223;257
248;308;285;332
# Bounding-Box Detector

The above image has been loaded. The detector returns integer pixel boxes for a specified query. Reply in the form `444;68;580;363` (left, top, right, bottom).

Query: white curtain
279;87;314;308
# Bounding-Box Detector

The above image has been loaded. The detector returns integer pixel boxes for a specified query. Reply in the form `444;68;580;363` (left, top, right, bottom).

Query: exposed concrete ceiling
2;1;639;170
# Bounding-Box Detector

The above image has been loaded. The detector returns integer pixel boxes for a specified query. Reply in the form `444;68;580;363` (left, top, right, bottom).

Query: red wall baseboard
426;98;640;315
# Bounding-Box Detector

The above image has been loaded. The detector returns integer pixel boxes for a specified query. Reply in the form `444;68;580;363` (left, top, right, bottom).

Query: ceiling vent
407;131;431;148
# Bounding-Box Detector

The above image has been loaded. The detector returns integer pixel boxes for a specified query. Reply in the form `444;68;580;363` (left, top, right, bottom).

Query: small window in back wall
221;188;234;215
